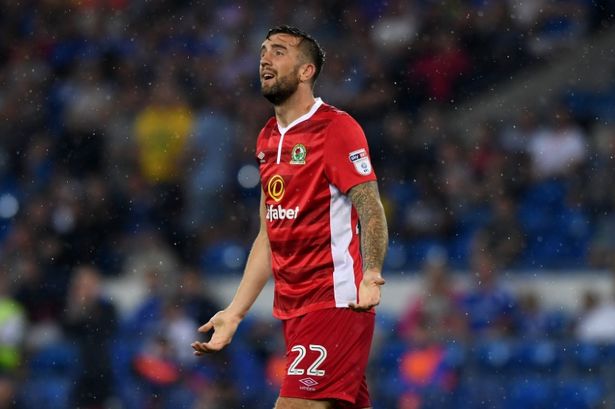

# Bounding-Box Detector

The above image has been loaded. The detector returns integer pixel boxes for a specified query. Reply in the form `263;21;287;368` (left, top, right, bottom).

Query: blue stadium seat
569;342;604;373
554;378;605;409
473;339;513;374
383;241;410;270
543;310;573;339
200;241;248;274
446;232;473;269
28;341;80;378
20;376;73;409
404;239;447;270
506;376;554;409
513;339;561;374
441;341;467;371
523;179;567;210
565;88;615;122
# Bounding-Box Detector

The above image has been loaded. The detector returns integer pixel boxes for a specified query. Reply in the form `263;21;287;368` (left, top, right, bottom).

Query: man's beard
261;69;300;106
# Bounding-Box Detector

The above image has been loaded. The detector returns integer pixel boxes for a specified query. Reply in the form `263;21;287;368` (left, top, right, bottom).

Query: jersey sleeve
323;113;377;194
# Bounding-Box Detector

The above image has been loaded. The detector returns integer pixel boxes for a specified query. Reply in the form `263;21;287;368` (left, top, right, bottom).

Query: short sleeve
324;113;377;194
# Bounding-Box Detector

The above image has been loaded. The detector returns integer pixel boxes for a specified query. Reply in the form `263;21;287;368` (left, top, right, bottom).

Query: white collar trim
277;97;323;135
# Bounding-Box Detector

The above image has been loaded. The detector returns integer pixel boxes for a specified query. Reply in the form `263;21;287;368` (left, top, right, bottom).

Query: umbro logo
299;378;319;387
257;151;266;163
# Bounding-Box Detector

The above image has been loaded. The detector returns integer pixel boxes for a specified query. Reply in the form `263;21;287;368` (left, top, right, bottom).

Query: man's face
259;33;304;105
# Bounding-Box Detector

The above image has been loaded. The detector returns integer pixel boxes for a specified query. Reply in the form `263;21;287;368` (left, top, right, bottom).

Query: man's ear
299;63;316;83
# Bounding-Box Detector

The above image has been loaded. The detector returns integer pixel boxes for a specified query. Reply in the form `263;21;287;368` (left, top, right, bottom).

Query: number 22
287;344;327;376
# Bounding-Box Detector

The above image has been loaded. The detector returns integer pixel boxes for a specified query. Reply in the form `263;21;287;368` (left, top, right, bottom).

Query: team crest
349;148;372;175
290;144;307;165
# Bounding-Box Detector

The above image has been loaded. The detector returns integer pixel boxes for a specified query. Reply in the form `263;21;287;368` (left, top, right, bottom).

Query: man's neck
274;90;317;129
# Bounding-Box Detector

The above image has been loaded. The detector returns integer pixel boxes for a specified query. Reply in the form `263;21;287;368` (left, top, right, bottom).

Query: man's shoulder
257;117;278;139
317;102;352;120
315;103;362;132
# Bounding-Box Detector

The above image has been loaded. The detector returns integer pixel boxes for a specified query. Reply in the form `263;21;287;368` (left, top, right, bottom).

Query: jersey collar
277;97;323;135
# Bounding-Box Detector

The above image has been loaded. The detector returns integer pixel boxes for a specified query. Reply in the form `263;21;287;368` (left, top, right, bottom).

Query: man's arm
347;180;388;311
192;190;272;354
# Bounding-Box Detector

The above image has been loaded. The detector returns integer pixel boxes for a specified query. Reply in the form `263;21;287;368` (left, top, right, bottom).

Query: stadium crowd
1;0;615;408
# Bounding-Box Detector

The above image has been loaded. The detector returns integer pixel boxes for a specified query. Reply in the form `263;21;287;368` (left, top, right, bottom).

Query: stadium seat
200;241;248;274
383;241;410;270
554;378;605;409
513;339;561;375
506;376;554;409
473;339;513;374
20;376;73;409
569;342;603;373
28;341;80;378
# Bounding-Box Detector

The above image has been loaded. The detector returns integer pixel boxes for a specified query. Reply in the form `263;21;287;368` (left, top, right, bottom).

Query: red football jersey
256;99;377;319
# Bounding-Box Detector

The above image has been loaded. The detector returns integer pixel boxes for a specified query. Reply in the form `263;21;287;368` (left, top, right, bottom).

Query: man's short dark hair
266;25;326;84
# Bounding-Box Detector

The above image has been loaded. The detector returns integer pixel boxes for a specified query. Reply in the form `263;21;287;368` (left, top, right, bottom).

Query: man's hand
191;310;242;355
349;271;385;312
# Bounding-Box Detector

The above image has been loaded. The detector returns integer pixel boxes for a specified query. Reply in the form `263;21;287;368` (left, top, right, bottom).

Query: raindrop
237;164;260;189
0;193;19;219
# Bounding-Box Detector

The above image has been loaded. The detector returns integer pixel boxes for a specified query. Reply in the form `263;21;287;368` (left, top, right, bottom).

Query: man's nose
260;52;272;67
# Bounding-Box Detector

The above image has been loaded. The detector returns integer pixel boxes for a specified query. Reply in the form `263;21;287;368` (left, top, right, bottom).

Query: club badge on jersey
349;148;372;176
290;144;307;165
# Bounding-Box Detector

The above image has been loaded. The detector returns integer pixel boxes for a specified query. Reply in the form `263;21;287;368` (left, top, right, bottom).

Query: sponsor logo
257;151;266;163
290;143;307;165
266;204;299;221
267;175;285;202
348;148;372;176
299;377;319;391
266;175;299;221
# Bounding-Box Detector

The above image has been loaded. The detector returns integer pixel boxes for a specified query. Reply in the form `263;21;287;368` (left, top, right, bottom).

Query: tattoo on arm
348;181;389;272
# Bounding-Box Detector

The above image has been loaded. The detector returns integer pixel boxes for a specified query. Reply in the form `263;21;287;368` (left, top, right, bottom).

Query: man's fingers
191;340;224;355
374;277;386;286
198;321;213;333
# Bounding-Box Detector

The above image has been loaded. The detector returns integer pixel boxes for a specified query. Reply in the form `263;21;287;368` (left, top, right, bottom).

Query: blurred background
1;0;615;408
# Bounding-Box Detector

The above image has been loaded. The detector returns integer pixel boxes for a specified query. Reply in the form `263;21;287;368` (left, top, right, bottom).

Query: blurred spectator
464;1;530;87
183;95;235;231
526;0;589;56
500;110;542;153
472;195;525;269
588;196;615;268
55;60;112;177
402;169;453;240
527;106;588;180
516;291;570;340
436;140;475;212
0;272;26;374
461;252;518;337
62;266;117;409
409;31;471;103
575;271;615;343
134;79;193;185
370;0;420;55
587;124;615;267
13;256;63;324
177;267;221;326
134;79;194;242
125;268;168;336
121;230;180;284
397;252;466;343
133;296;197;377
373;111;413;184
0;373;21;409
